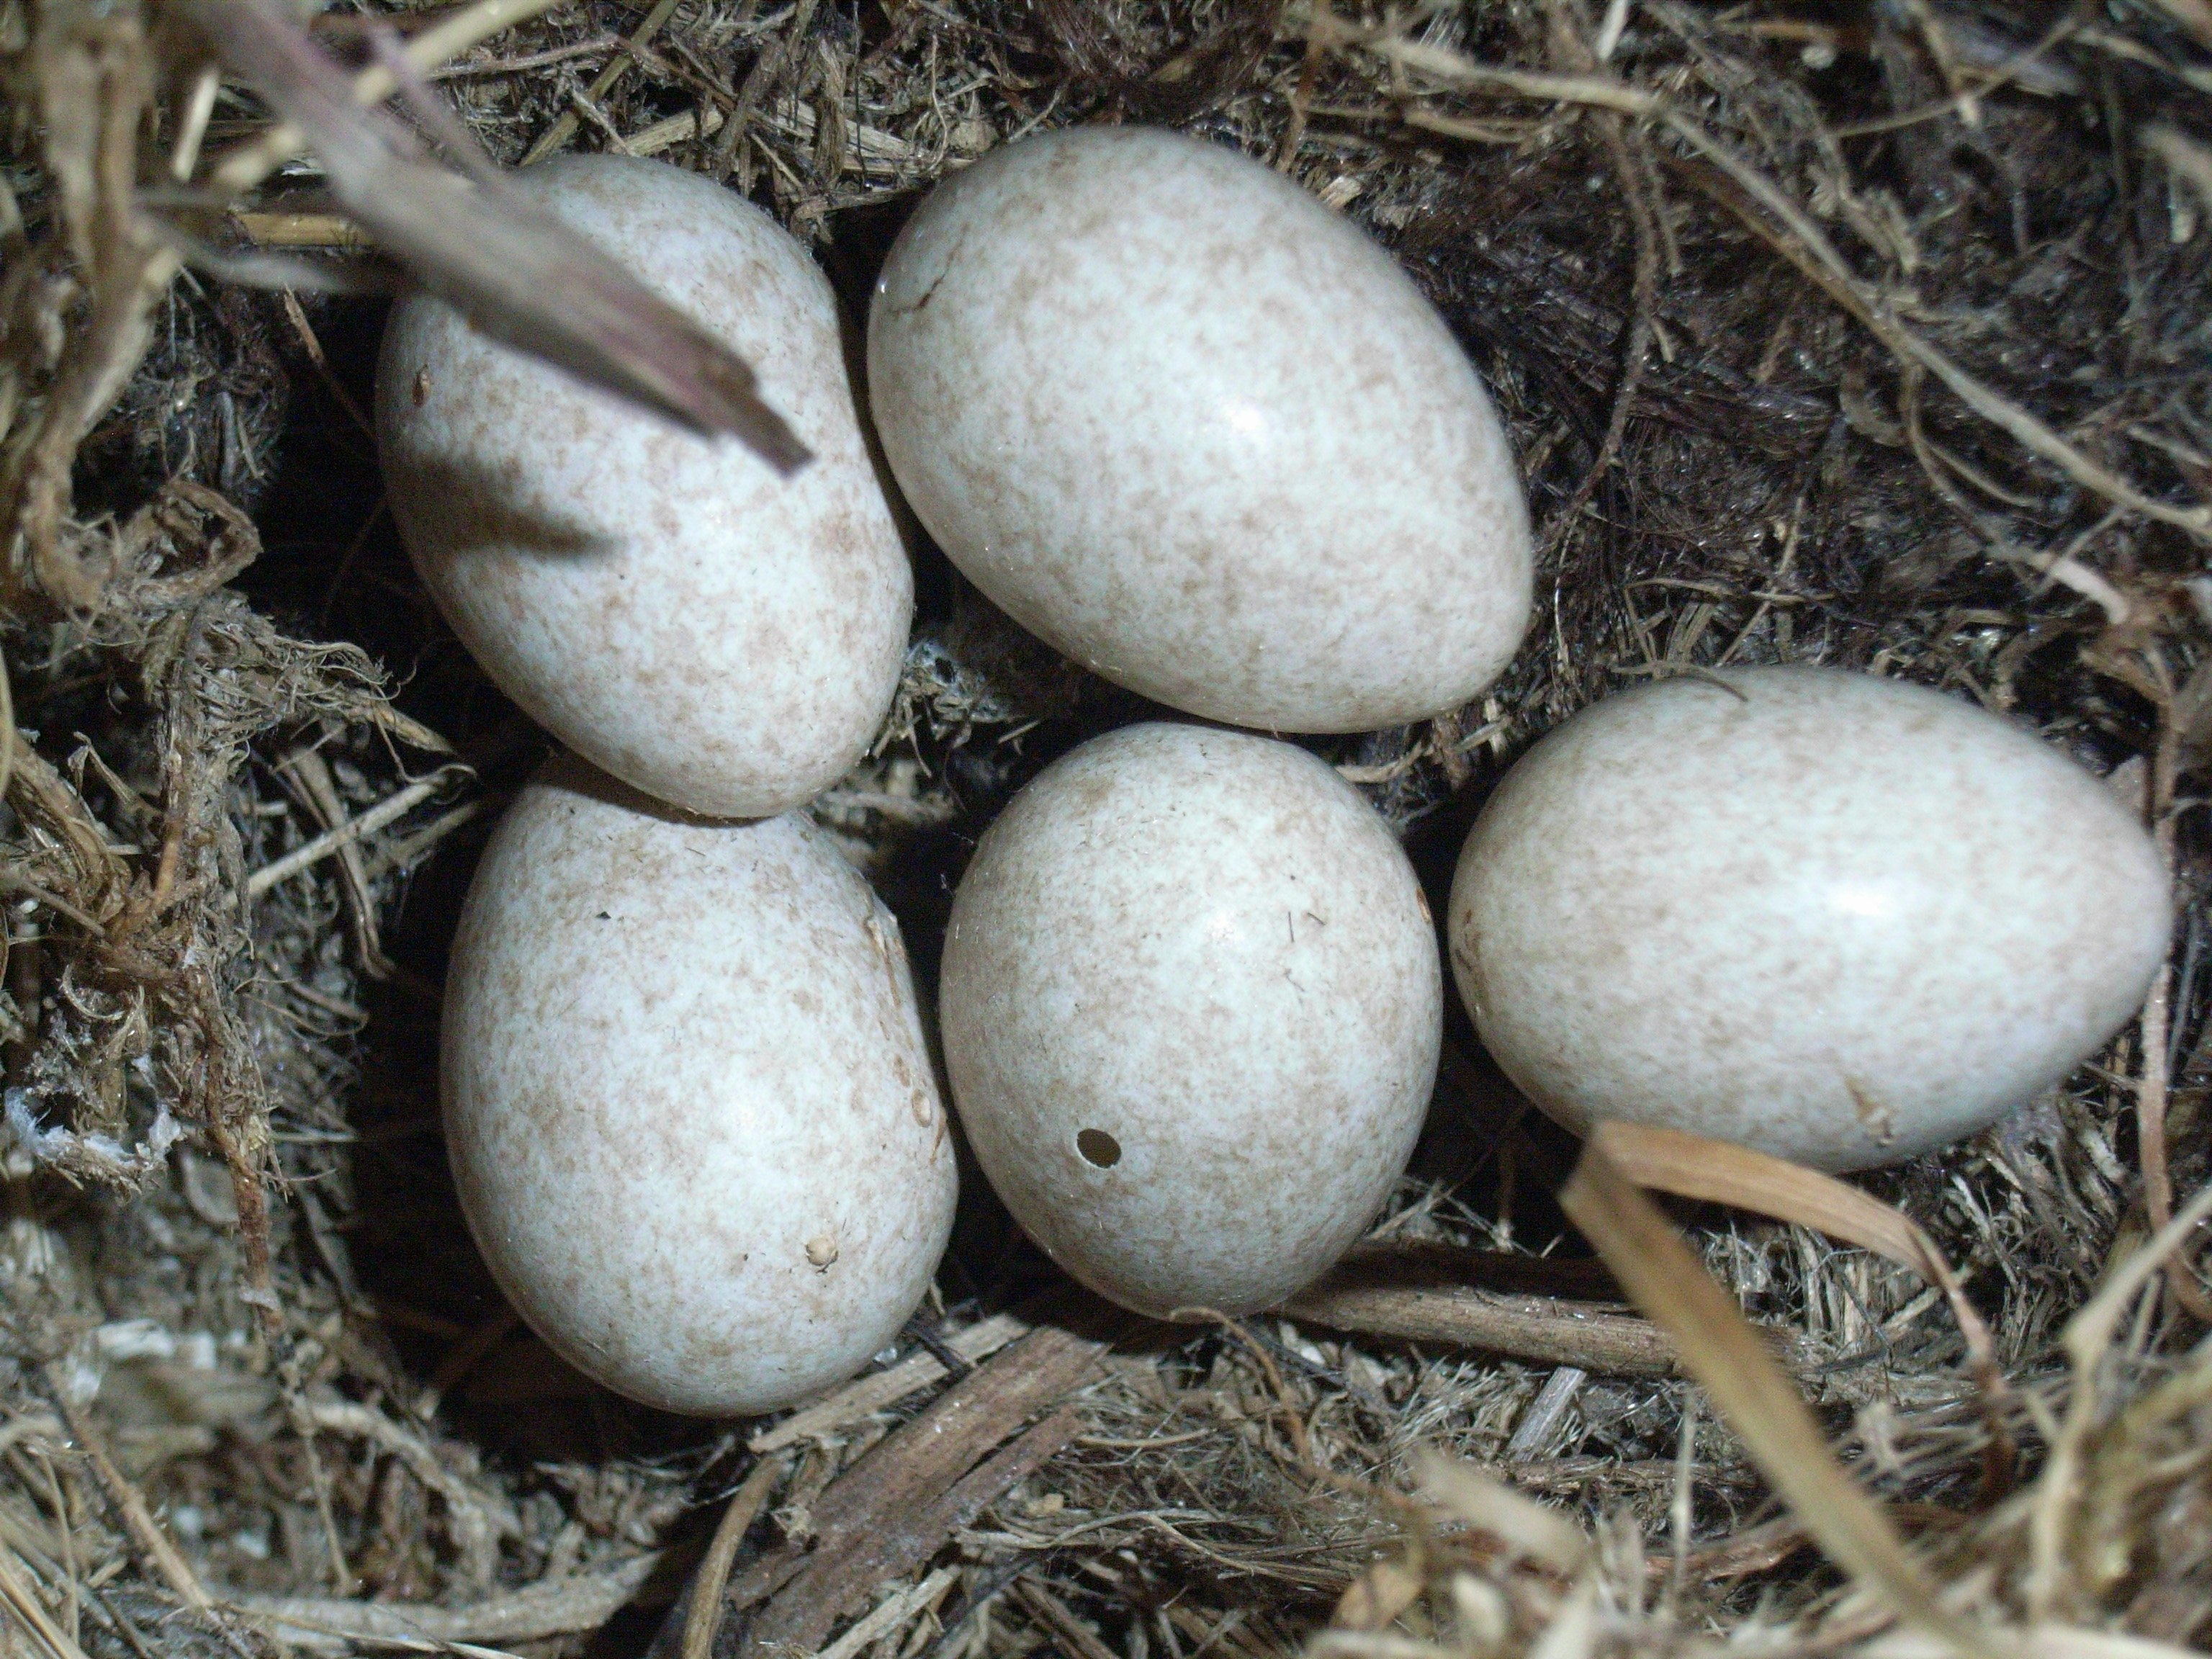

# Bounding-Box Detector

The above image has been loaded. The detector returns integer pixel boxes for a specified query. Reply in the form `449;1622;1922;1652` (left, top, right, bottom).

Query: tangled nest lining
3;3;2212;1659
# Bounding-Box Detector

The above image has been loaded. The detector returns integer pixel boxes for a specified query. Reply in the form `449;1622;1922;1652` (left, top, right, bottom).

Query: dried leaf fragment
179;0;811;471
1560;1127;2001;1659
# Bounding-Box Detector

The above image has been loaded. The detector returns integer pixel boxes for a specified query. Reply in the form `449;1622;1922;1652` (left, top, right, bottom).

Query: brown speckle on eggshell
939;723;1443;1318
1448;666;2172;1172
377;153;910;819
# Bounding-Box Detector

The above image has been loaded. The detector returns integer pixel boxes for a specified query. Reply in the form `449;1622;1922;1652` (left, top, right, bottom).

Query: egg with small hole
377;153;910;819
868;126;1532;734
443;755;955;1416
939;724;1442;1318
1448;666;2171;1172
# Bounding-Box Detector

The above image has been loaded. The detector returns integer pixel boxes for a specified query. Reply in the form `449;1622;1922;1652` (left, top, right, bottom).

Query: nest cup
1;4;2210;1659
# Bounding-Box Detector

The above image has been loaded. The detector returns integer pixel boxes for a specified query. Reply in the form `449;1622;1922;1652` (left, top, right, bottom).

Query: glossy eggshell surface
443;758;955;1417
867;127;1531;734
377;154;909;819
1449;667;2170;1172
940;724;1442;1318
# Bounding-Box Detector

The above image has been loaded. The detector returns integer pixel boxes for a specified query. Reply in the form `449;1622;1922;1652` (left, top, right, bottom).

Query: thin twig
679;1454;786;1659
713;0;823;179
2145;123;2212;220
2138;652;2212;1321
1169;1308;1314;1470
1559;1142;2002;1659
237;1555;662;1652
47;1375;210;1611
748;1311;1031;1453
1535;3;1659;552
0;640;17;813
1325;26;2212;546
2025;1179;2212;1619
518;0;682;165
1659;127;2209;542
246;769;462;899
431;33;621;80
204;0;575;192
276;289;373;439
814;1568;962;1659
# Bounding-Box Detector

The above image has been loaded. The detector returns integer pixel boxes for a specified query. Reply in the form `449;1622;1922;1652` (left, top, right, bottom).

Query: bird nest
3;4;2212;1659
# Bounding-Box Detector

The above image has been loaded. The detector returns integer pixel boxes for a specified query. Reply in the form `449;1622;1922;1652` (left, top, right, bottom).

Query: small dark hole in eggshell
1076;1128;1122;1168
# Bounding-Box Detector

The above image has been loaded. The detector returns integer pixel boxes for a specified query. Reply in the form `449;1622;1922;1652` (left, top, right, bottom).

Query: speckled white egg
940;724;1442;1318
1449;667;2170;1172
868;127;1531;734
378;154;909;819
444;756;955;1416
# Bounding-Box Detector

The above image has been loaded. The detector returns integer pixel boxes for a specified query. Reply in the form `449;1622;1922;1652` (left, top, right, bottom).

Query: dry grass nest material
4;2;2212;1658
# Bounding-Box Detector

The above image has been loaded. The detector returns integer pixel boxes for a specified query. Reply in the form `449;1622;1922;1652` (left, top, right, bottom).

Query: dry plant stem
518;0;682;166
187;0;811;467
1282;1268;1729;1377
1276;23;1328;169
6;738;127;902
204;1115;282;1337
171;65;221;181
246;770;459;898
45;1374;208;1611
1658;140;2206;544
30;1452;78;1648
2142;0;2212;50
1015;1581;1121;1659
0;1544;92;1659
714;0;824;179
238;1552;663;1651
2132;955;2210;1318
276;289;374;439
1558;1136;2000;1659
38;0;569;539
1334;27;2212;547
9;0;659;608
1533;0;1657;552
272;1354;353;1596
1414;1450;1588;1574
302;1398;518;1587
1830;8;2085;140
359;798;488;884
1174;1308;1315;1468
230;212;369;248
413;1308;519;1417
749;1310;1031;1453
2146;125;2212;218
1584;1123;1999;1368
816;1567;962;1659
5;20;163;608
1667;1388;1697;1608
0;873;104;936
2026;1179;2212;1619
1540;112;1655;549
679;1454;786;1659
279;745;393;979
435;35;626;80
728;1326;1105;1653
2134;679;2212;1321
204;0;574;192
0;645;16;814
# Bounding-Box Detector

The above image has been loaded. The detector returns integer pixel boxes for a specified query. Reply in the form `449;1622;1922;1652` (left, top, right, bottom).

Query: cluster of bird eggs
377;134;2166;1419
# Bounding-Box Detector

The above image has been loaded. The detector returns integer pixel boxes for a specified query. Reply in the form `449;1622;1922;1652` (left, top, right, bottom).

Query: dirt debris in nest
1;1;2211;1659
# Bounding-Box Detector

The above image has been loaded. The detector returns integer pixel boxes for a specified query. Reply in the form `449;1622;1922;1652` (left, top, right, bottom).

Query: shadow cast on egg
390;449;617;566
